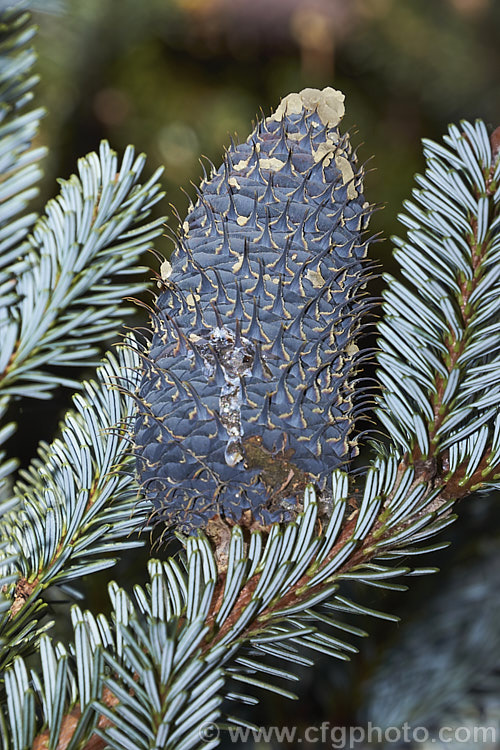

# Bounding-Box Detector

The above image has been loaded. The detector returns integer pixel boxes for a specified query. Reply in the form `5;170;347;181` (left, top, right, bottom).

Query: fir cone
134;87;373;537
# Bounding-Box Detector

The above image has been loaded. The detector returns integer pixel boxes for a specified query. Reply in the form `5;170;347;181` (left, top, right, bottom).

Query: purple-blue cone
134;88;373;536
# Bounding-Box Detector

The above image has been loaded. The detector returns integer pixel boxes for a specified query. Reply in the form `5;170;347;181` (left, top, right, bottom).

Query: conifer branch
0;342;147;677
0;6;45;292
0;142;165;400
0;5;46;488
18;118;500;750
0;6;166;500
377;120;500;496
0;498;18;616
0;15;499;744
13;452;453;750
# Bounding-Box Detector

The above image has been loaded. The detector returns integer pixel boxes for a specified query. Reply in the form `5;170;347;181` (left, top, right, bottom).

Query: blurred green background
25;0;500;746
33;0;500;265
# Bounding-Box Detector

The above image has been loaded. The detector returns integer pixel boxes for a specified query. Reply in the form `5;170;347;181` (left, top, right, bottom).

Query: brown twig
33;687;119;750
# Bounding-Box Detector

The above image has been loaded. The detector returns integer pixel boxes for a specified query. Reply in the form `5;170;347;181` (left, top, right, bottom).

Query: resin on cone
134;87;373;537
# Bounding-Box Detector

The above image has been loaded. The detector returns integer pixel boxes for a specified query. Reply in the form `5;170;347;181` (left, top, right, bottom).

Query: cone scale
134;88;373;537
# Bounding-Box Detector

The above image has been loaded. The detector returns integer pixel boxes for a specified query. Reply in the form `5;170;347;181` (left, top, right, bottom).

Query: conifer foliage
0;4;500;749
